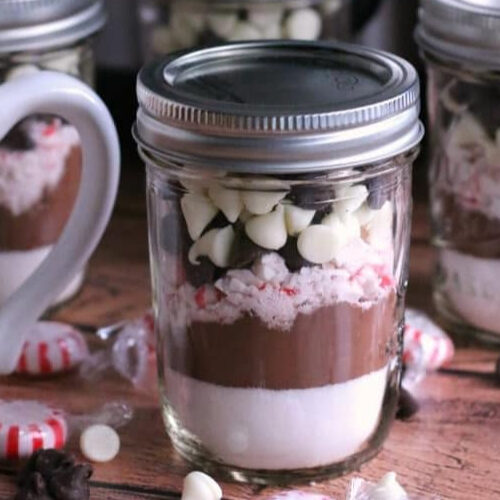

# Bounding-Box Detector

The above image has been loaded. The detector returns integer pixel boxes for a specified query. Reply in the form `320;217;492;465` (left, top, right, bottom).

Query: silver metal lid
416;0;500;68
0;0;106;53
135;41;423;173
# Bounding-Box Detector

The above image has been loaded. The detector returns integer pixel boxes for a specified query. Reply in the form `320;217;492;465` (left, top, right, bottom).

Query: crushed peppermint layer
0;119;80;215
166;238;394;331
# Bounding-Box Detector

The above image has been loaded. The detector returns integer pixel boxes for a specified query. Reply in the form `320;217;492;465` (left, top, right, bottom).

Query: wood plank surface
1;174;499;499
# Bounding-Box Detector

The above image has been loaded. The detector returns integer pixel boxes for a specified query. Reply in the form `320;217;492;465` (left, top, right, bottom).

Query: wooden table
1;171;499;499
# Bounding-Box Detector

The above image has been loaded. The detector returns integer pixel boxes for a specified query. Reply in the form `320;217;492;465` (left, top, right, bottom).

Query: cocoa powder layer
433;191;500;258
0;146;81;250
166;292;397;390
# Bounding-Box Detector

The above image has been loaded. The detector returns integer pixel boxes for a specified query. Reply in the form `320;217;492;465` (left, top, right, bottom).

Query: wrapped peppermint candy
403;308;455;381
16;322;89;376
0;400;67;459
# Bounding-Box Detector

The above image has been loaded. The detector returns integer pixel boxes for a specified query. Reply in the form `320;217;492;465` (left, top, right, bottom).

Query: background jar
0;0;106;307
134;41;423;483
137;0;350;61
416;0;500;343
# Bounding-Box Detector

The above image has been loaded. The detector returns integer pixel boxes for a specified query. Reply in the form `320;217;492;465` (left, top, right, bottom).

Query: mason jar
0;0;106;307
134;41;423;483
416;0;500;343
138;0;350;61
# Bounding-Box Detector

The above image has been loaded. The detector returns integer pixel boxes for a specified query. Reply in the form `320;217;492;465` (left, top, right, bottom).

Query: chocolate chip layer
166;292;396;390
0;147;81;250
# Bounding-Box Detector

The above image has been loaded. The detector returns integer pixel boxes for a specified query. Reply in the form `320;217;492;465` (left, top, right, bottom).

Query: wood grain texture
1;178;499;499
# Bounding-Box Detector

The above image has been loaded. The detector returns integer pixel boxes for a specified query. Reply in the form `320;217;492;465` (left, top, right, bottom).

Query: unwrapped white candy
182;471;222;500
80;424;120;463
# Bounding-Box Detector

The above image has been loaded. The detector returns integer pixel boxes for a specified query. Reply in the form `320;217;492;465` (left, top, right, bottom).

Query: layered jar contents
151;164;410;472
0;44;93;305
427;67;500;338
138;0;349;60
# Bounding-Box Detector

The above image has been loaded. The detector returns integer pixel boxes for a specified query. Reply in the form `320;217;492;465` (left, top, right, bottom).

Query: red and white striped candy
16;322;89;376
0;400;67;459
403;309;455;371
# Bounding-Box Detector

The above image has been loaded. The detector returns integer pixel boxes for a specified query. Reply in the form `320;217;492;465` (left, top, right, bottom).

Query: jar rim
0;0;106;53
134;40;424;174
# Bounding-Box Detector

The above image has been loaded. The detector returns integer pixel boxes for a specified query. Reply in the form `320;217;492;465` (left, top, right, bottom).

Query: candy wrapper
80;311;157;394
403;308;455;385
0;400;132;460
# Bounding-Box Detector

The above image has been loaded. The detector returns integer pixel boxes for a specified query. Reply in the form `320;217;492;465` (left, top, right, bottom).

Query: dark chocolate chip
1;125;35;151
396;388;420;421
15;472;52;500
203;211;229;232
48;464;92;500
184;256;220;288
228;223;265;269
289;184;335;210
311;204;332;224
279;237;313;272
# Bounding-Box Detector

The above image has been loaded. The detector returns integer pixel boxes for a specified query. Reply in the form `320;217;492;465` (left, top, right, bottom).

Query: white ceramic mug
0;71;120;375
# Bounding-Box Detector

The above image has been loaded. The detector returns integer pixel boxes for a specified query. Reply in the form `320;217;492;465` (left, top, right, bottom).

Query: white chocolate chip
321;212;355;244
284;8;322;40
248;7;283;29
449;112;489;150
5;64;40;81
208;185;243;223
182;471;222;500
261;22;283;39
170;14;199;49
188;226;235;267
228;22;262;41
181;193;219;240
80;425;120;463
297;225;343;264
242;190;287;215
335;184;369;214
284;205;315;236
245;205;287;250
207;12;238;38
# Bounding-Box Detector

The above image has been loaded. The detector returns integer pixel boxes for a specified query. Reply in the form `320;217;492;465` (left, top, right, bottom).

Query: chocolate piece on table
17;449;93;500
396;388;420;421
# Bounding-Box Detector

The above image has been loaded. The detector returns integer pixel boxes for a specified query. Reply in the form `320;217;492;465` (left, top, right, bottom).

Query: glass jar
134;41;423;483
0;0;106;306
138;0;350;61
416;0;500;343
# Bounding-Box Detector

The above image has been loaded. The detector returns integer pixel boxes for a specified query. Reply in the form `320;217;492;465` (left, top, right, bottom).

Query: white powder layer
165;365;388;470
0;246;84;306
441;249;500;334
166;239;393;331
0;119;80;215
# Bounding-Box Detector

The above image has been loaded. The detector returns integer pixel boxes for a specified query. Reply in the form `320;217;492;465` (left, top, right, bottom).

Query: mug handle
0;71;120;374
